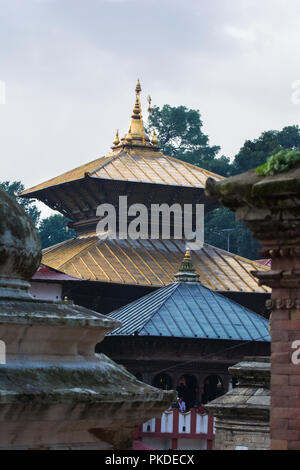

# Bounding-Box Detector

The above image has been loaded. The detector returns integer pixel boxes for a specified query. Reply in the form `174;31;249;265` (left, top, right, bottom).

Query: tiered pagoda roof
42;237;269;293
21;81;270;295
20;81;223;223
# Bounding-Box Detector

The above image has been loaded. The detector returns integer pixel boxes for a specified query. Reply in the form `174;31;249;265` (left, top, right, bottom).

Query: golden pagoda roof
21;150;223;196
42;235;270;293
20;81;223;197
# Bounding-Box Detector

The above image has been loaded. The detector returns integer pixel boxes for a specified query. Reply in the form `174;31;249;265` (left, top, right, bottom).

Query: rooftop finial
117;80;159;151
135;79;142;96
112;129;120;147
132;95;142;120
174;249;200;283
151;129;158;147
147;95;153;114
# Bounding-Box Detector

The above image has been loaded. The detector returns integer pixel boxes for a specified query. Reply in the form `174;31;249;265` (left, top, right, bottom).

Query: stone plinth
205;357;270;450
206;165;300;450
0;188;175;449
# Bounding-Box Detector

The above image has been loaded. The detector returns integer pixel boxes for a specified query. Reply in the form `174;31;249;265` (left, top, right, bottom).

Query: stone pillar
206;166;300;450
205;357;270;450
0;187;175;450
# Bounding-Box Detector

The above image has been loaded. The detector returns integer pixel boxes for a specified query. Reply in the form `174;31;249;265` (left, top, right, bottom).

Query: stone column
0;187;175;450
206;166;300;450
205;357;270;450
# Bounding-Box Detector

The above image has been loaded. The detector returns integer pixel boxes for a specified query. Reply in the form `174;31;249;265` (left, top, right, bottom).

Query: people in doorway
178;398;186;413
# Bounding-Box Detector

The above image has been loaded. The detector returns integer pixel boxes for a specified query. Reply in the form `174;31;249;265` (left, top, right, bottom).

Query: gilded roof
42;236;270;293
20;80;223;197
20;149;223;196
89;150;223;187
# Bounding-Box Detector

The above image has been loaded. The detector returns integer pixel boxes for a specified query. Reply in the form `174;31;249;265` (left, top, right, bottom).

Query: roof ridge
138;283;180;334
167;155;224;180
42;237;77;254
88;149;124;176
203;242;270;271
109;279;270;341
55;236;98;271
20;156;108;196
108;282;179;335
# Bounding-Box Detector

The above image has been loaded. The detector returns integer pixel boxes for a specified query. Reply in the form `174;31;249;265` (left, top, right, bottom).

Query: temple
20;81;271;315
99;249;270;409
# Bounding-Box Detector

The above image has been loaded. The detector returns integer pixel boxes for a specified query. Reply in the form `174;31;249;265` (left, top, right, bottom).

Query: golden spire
115;80;159;152
125;126;133;144
135;79;142;95
126;80;145;145
132;95;142;120
151;129;158;147
112;129;120;147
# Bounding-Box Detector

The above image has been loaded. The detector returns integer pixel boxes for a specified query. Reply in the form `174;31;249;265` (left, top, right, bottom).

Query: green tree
0;180;41;225
231;125;300;175
206;125;300;258
148;105;231;176
38;214;76;249
204;207;261;260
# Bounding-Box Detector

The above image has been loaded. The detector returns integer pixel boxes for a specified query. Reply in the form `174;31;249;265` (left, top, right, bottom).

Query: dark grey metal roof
107;282;270;342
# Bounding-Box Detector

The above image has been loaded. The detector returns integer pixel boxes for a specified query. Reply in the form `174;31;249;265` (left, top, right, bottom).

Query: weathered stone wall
205;357;270;451
213;419;270;450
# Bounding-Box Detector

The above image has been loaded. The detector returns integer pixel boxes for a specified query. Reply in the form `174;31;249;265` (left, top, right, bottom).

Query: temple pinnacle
135;79;142;95
174;249;200;283
112;129;120;147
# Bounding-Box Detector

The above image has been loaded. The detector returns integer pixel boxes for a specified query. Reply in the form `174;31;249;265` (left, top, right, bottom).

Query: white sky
1;0;300;217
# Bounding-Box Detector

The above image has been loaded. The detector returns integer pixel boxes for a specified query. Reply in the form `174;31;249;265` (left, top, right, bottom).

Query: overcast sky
1;0;300;217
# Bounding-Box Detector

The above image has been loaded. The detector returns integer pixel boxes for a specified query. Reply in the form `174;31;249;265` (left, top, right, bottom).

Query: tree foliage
231;126;300;175
3;111;300;261
256;149;300;176
204;207;261;260
0;181;75;250
148;105;231;176
0;180;41;226
149;106;300;259
38;214;76;249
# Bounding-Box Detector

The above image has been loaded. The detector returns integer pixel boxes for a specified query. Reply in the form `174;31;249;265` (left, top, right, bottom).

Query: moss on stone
255;150;300;177
0;359;176;405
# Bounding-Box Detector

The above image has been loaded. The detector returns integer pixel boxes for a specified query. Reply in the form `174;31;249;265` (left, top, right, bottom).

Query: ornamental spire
174;250;200;283
111;80;158;151
112;129;120;146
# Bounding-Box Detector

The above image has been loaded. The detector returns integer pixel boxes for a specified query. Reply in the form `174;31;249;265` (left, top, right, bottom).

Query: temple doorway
153;373;173;390
177;375;198;410
202;375;224;404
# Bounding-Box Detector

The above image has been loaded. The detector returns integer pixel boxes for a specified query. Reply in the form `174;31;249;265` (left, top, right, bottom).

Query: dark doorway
202;375;224;404
153;373;173;390
177;375;198;410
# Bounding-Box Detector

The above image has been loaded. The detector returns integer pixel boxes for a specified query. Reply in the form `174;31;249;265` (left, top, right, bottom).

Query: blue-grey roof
107;282;270;342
